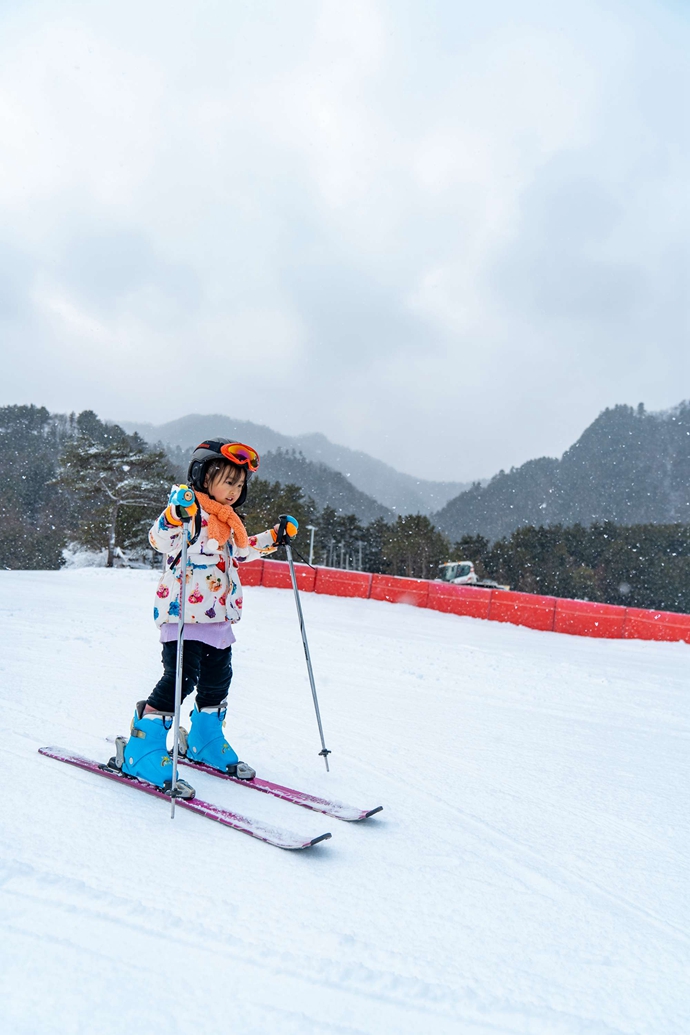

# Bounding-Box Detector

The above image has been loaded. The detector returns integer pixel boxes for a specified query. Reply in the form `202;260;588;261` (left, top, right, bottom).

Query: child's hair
203;458;246;490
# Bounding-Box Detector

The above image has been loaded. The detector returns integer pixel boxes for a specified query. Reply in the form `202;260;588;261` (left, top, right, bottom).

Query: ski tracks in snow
0;571;689;1034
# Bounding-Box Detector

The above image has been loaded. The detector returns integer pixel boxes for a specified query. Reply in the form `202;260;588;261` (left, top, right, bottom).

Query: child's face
206;465;246;506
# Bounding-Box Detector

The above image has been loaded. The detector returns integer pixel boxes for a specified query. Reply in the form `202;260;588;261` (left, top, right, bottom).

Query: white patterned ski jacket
149;505;275;628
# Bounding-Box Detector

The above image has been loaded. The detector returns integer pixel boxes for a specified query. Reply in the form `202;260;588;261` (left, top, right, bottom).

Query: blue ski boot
111;702;195;798
182;700;256;779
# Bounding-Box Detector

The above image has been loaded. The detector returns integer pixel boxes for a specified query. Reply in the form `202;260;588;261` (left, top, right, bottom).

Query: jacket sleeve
235;528;277;563
149;509;184;555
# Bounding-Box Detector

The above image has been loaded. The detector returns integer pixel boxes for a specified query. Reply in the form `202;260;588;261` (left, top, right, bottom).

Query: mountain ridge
118;414;469;515
433;402;690;541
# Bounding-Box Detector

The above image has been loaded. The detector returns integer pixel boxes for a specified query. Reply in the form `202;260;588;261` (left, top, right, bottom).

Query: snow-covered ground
0;570;688;1035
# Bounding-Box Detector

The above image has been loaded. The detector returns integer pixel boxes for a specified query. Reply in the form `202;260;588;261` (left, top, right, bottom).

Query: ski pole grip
275;514;299;546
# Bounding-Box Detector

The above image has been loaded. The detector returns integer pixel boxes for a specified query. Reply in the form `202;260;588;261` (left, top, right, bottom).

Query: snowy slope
0;570;688;1035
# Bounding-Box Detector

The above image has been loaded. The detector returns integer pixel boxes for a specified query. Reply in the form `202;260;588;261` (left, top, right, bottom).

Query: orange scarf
195;491;248;550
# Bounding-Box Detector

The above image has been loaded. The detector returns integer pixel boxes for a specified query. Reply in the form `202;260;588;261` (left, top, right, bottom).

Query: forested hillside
165;443;393;523
434;403;690;541
0;405;72;569
123;414;466;515
0;405;441;577
0;405;174;569
5;402;690;614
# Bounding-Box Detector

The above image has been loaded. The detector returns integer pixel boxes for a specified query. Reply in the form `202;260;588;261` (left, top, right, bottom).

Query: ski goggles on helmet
199;440;260;472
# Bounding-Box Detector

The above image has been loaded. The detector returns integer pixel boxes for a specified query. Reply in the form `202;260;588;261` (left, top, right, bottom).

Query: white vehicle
438;561;479;585
437;561;509;591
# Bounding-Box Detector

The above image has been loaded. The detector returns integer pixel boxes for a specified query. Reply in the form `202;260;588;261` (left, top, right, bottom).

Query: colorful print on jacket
150;503;275;628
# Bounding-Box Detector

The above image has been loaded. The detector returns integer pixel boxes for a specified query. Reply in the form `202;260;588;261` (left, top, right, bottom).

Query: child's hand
271;514;299;545
165;485;198;526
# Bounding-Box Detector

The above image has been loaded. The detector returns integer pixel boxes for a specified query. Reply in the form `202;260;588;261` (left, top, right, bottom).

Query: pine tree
241;477;318;560
382;514;450;579
56;412;175;566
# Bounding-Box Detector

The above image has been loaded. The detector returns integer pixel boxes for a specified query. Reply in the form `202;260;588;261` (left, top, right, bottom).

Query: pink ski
179;757;383;822
38;747;332;850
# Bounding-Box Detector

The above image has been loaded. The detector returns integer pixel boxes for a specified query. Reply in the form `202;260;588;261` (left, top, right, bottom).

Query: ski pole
278;516;331;771
169;486;196;818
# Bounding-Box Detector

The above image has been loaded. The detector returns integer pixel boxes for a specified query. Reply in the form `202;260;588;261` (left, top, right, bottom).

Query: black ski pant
147;641;232;714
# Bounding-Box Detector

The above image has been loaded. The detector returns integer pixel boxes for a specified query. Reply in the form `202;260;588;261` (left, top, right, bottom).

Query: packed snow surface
1;570;688;1034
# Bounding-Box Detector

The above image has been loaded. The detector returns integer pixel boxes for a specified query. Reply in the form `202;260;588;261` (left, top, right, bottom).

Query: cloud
0;0;688;481
0;242;34;320
491;171;647;322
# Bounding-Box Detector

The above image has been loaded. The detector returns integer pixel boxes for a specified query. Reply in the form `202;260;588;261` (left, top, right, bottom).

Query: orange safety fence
248;560;690;645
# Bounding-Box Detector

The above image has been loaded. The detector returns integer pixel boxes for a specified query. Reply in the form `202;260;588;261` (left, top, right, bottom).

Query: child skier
110;439;298;797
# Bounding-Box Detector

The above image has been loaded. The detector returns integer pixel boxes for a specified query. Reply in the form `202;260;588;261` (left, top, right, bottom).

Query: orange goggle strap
197;440;260;471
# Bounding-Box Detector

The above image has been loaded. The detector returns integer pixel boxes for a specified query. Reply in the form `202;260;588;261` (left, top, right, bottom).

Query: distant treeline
457;525;690;615
2;404;690;614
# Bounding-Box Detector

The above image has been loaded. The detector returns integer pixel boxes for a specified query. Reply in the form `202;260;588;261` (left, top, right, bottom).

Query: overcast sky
0;0;688;481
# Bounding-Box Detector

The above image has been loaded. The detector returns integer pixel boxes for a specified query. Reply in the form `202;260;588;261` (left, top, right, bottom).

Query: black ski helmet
187;439;259;507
